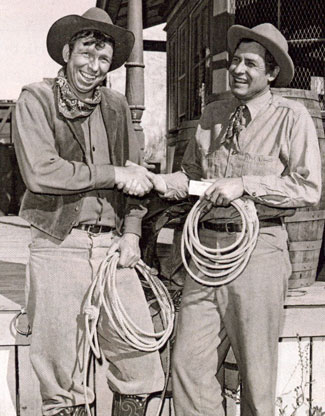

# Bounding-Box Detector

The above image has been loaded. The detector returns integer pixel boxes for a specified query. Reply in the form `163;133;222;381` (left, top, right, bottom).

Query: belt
75;224;115;234
200;217;282;233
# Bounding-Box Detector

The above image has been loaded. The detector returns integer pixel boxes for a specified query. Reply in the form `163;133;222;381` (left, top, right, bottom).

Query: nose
232;60;245;74
88;56;99;73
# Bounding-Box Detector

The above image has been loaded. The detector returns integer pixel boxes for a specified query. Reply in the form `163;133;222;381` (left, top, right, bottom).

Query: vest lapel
101;100;118;165
66;118;86;156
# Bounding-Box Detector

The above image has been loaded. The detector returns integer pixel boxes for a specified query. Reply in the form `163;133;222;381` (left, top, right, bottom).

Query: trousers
172;225;292;416
26;228;164;416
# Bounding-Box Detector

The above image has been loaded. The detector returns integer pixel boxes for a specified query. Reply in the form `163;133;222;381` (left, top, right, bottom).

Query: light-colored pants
172;225;292;416
26;228;164;416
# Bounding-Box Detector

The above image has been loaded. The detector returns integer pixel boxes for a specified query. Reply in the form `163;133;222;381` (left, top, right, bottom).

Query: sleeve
14;90;115;195
123;200;147;236
154;134;204;200
242;106;322;208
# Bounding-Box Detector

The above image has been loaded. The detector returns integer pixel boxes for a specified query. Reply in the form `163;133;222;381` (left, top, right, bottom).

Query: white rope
181;198;259;286
83;251;175;415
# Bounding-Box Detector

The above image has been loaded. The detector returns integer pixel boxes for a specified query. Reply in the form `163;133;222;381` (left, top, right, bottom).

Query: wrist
154;174;167;194
113;166;123;184
122;232;140;240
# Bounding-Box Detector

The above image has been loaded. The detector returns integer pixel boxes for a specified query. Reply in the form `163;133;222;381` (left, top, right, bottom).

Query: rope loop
181;197;259;286
82;250;175;415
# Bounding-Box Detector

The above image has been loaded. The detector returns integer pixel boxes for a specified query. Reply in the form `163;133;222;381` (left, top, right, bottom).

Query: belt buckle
87;224;101;235
225;222;236;234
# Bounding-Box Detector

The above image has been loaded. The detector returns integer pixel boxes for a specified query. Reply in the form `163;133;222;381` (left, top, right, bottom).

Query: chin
231;88;248;99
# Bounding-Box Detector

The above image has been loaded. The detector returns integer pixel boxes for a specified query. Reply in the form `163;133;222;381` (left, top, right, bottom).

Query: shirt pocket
233;152;280;177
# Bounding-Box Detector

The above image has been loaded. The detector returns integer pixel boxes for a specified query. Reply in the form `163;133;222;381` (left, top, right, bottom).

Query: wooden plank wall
2;316;325;415
224;337;325;416
8;338;321;416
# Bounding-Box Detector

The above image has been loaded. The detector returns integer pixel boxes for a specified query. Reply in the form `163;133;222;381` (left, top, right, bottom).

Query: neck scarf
55;68;101;119
224;105;247;151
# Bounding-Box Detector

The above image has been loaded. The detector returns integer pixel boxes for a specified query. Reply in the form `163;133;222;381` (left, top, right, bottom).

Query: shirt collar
241;89;272;121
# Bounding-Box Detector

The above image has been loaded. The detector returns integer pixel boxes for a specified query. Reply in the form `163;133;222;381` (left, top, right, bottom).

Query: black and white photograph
0;1;324;415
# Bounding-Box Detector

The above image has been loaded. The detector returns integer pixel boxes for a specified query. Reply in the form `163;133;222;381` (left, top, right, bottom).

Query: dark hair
264;49;277;72
236;38;278;72
68;30;115;54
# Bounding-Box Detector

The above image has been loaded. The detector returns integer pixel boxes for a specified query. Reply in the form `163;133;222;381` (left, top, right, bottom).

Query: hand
150;173;167;194
118;233;141;268
114;163;153;196
202;177;244;206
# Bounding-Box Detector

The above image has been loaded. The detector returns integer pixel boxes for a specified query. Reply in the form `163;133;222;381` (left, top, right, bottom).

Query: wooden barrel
272;88;325;289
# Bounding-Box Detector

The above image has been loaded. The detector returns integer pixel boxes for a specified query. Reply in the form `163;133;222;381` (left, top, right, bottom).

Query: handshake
114;161;166;197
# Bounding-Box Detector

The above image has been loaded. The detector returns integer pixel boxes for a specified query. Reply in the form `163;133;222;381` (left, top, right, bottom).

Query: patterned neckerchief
224;105;247;151
55;67;102;119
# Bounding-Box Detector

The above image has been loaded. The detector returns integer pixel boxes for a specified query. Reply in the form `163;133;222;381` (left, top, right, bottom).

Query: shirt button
75;206;79;211
252;192;257;197
92;146;96;152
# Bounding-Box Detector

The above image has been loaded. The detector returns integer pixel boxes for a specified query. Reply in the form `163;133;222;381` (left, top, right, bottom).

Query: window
190;1;211;119
178;21;188;121
167;0;212;132
167;34;178;130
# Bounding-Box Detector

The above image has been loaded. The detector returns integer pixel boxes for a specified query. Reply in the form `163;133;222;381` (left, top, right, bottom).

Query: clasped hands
114;161;166;197
114;162;244;207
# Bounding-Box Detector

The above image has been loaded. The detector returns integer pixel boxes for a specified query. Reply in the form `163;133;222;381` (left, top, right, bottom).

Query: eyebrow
233;54;259;64
81;38;96;47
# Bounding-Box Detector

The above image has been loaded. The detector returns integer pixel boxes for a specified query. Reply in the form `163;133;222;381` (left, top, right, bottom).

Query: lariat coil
83;251;175;415
181;198;259;286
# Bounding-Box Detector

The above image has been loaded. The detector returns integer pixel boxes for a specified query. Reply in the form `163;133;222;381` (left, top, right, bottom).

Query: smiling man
150;23;322;415
14;8;163;416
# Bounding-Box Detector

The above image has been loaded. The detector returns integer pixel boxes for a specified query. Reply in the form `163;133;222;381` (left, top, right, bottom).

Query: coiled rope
181;197;259;286
83;249;175;415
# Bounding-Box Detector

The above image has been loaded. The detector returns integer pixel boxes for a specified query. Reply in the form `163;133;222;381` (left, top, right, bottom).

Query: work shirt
161;90;321;208
78;105;116;227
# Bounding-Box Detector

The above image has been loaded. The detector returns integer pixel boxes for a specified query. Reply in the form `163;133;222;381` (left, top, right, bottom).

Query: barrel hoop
284;210;325;222
289;240;323;251
291;261;319;272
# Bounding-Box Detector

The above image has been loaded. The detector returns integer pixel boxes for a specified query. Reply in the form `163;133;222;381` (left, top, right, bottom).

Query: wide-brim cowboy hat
47;7;135;72
227;23;294;87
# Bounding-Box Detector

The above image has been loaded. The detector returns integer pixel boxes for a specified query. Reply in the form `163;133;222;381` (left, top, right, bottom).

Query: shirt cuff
159;172;189;200
94;164;115;189
123;216;142;237
242;175;266;199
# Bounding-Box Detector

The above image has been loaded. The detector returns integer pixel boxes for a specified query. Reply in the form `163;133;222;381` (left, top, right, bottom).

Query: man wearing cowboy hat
14;7;164;416
150;23;321;415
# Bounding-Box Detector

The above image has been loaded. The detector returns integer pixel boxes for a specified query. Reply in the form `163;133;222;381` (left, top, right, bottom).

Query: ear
268;65;280;83
62;44;70;64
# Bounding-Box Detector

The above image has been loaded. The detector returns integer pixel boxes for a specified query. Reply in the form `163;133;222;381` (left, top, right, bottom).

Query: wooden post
211;0;235;94
125;0;146;160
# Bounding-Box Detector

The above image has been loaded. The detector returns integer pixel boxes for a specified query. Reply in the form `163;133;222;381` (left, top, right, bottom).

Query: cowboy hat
227;23;294;87
47;7;135;71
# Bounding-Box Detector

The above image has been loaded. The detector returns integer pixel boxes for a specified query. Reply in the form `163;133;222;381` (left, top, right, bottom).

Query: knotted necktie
225;105;247;151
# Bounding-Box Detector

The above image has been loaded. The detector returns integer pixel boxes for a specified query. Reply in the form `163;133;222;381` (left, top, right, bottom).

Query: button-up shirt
161;90;321;208
78;105;116;227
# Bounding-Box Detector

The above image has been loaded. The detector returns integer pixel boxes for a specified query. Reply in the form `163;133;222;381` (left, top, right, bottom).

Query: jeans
172;225;292;416
26;228;164;416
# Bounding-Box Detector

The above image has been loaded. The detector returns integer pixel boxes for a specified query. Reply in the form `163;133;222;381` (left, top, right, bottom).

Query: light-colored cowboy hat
227;23;294;87
47;7;135;71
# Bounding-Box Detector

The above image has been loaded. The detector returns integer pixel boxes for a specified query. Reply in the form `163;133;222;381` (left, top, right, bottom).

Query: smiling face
62;35;114;99
229;40;279;101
